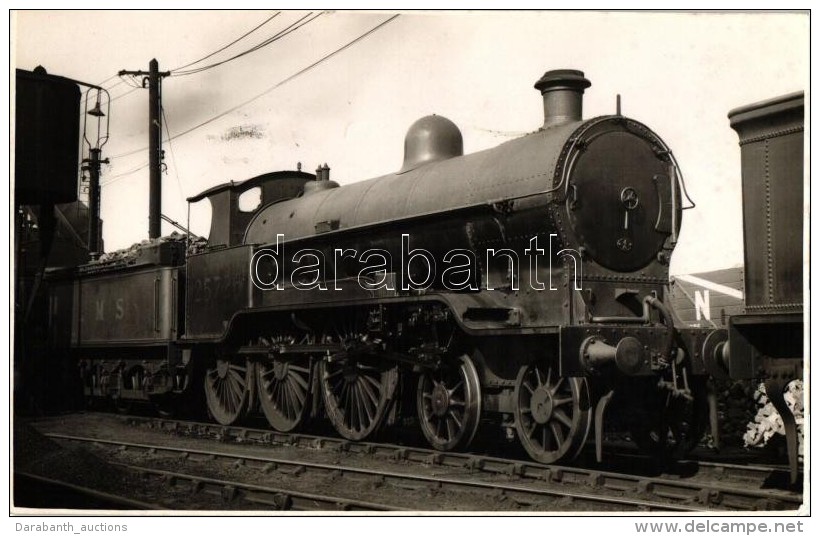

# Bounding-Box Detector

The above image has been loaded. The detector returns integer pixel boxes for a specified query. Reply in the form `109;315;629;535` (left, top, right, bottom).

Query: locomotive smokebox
534;69;591;127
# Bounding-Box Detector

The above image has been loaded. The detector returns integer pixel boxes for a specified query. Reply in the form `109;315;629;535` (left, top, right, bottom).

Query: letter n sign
695;290;710;322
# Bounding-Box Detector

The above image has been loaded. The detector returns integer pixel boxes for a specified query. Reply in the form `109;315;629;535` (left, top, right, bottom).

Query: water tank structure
15;67;81;205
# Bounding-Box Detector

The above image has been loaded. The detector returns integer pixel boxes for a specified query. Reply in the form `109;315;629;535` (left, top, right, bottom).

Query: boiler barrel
244;122;579;246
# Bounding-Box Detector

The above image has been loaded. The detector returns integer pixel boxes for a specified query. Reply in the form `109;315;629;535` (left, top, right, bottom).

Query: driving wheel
416;354;482;451
204;357;254;425
514;362;592;464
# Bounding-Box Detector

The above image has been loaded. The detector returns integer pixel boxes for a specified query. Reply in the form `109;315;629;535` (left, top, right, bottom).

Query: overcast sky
12;10;809;275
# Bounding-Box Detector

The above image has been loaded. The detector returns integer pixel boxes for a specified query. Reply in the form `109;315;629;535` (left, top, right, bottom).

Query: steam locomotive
43;69;728;464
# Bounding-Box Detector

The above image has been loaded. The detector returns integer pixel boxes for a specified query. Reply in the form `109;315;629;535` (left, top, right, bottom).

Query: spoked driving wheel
256;357;312;432
514;362;592;464
320;358;398;441
204;357;254;425
417;354;482;451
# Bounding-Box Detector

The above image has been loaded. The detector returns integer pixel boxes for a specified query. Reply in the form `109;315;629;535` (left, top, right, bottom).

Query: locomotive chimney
534;69;591;127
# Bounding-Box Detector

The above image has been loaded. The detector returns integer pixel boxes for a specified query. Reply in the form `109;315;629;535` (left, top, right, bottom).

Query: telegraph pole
119;59;170;239
147;59;162;239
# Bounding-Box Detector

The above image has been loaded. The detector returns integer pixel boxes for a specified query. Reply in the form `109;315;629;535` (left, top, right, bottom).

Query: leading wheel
320;358;398;441
513;362;592;464
204;358;254;425
256;357;312;432
416;355;482;451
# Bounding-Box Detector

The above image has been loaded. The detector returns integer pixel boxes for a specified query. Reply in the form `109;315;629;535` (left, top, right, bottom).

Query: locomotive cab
187;170;314;248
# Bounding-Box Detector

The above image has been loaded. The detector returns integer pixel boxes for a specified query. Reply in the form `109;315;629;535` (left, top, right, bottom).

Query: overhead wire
101;108;187;191
110;14;399;161
97;11;281;107
110;86;141;103
171;11;323;77
103;78;127;91
123;74;144;88
93;12;281;96
95;11;300;187
95;73;118;86
171;12;318;76
104;74;145;105
161;105;185;202
171;11;281;72
168;14;398;141
101;162;150;186
103;14;294;109
95;12;282;98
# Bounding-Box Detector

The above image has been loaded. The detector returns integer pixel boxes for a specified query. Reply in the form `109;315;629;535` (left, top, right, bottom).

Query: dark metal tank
725;92;804;380
730;93;804;315
15;67;81;205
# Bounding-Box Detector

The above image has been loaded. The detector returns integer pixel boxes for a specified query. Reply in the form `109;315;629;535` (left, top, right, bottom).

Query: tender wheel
112;365;145;414
514;362;592;464
629;376;708;458
320;358;398;441
416;355;482;451
83;363;113;410
149;368;187;418
148;370;174;417
204;358;254;425
256;357;312;432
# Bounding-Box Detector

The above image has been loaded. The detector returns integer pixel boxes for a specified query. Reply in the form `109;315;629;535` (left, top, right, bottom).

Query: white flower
744;380;804;458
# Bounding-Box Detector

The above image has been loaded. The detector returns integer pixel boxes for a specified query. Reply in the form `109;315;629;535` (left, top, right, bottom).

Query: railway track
109;463;402;511
29;409;798;512
123;415;802;510
14;471;165;510
46;432;705;512
18;461;397;512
